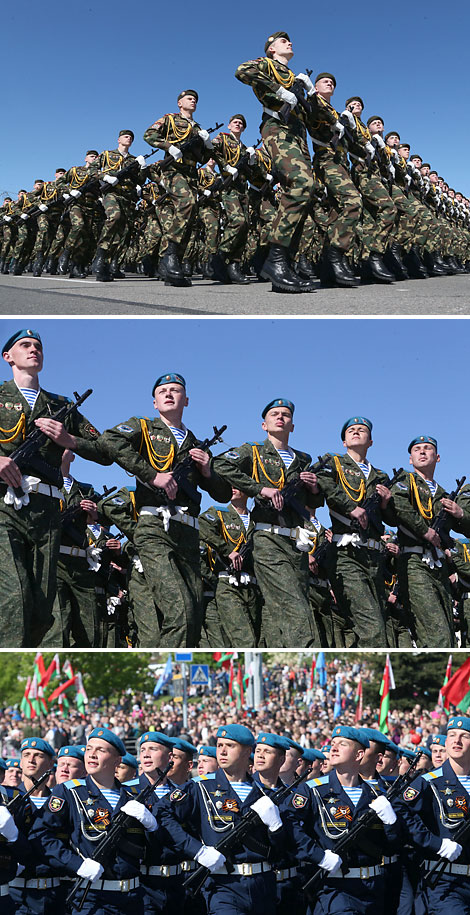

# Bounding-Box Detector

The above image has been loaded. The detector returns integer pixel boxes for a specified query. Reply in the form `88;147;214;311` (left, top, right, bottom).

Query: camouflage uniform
60;164;103;268
214;439;322;646
30;180;64;269
10;191;40;270
198;164;221;258
0;200;16;271
346;120;396;258
0;381;108;647
93;148;141;262
211;131;250;265
98;416;231;647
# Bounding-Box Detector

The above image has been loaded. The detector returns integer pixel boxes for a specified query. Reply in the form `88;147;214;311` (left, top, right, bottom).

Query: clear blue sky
1;0;469;198
1;317;468;525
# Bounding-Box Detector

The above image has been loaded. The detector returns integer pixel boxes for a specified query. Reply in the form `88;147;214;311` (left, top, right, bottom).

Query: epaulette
246;441;260;447
47;391;72;403
422;768;442;781
213;505;229;512
123;777;140;787
135;416;149;420
64;778;86;788
306;775;328;787
193;772;217;782
127;784;140;796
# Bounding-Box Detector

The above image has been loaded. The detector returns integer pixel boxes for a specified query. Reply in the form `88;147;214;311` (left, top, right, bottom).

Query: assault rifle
302;750;424;899
5;768;54;814
154;424;227;513
183;766;312;897
350;466;404;541
158;122;224;172
8;388;93;501
66;761;173;911
429;475;467;554
279;68;313;124
422;759;470;888
201;139;262;198
255;453;332;526
60;485;117;546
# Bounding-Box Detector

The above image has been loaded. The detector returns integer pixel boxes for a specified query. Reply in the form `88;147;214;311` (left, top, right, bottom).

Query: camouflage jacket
305;93;348;166
93;148;142;199
391;471;450;548
235;57;308;135
199;502;256;574
143;113;209;176
59;477;101;553
62;165;101;206
316;452;396;538
97;485;140;542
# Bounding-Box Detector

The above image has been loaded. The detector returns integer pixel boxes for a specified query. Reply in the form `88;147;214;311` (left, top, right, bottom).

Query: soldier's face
217;738;249;770
118;134;133;148
169;749;193;783
347;101;363;116
85;739;120;778
269;37;293;60
398;147;409;160
197;755;218;776
330;737;364;767
178;95;197;116
3;338;43;373
376;749;398;774
229;119;245;136
361;743;383;769
253;744;284;775
368;120;384;135
153;383;188;414
85;154;98;166
262;407;294;436
431;745;447;767
446;728;470;765
115;762;137;783
140;742;170;774
421;166;430;177
343;425;372;451
56;757;86;783
410;158;422;168
279;747;302;776
21;749;51;780
409;443;439;474
387;135;400;148
296;757;323;778
315;78;335;98
3;767;22;786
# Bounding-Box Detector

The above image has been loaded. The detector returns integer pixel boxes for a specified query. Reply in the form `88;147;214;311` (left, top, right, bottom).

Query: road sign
190;664;210;686
175;652;193;662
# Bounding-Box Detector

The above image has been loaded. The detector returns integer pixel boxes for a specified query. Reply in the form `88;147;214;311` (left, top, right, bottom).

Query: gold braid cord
333;456;365;502
0;413;26;444
264;58;295;89
251;444;285;488
409;473;433;521
138;420;175;471
165;115;192;144
216;511;245;552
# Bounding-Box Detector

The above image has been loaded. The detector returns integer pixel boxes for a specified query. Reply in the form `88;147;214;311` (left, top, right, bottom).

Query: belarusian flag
213;652;237;670
63;659;74;679
48;676;76;704
228;660;235;699
438;655;453;710
20;676;34;719
28;671;41;717
440;656;470;711
354;675;363;723
75;672;88;715
309;656;316;690
41;653;61;689
37;684;48;715
232;665;244;710
33;652;46;684
379;655;395;733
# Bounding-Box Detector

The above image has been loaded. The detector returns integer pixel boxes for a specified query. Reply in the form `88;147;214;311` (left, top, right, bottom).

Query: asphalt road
0;271;469;316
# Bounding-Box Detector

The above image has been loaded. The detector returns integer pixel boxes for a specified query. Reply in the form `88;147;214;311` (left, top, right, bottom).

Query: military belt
263;107;280;121
218;571;257;585
10;877;61;890
89;877;139;892
19;475;62;500
141;506;199;530
219;861;271;876
274;866;297;881
254;522;301;540
424;861;470;876
330;864;384;879
0;885;10;896
402;546;444;558
140;861;196;876
332;533;383;552
382;856;398;865
59;545;87;558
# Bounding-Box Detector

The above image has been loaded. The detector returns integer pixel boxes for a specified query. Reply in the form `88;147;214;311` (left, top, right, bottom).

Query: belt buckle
120;879;129;892
37;879;48;890
180;861;191;872
161;865;171;877
360;866;370;879
71;546;80;556
241;863;253;876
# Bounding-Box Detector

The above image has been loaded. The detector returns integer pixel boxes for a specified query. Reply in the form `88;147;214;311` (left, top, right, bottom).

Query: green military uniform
93;141;142;278
392;470;455;647
214;438;321;646
198;540;225;646
305;515;344;648
197;163;221;271
449;540;470;646
10;189;41;274
0;199;16;273
30;179;65;275
98;414;231;647
345;117;396;268
58;163;103;276
0;378;109;647
199;502;261;646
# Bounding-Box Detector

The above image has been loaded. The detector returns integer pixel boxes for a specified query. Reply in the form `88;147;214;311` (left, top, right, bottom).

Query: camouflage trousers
0;492;61;647
1;224;16;261
313;152;362;252
65;202;99;262
31;212;62;260
219;189;248;262
398;553;455;647
98;192;135;259
261;117;314;249
139;210;163;259
133;515;203;647
48;212;71;259
199;203;220;257
331;544;388;647
200;592;225;647
215;576;261;646
127;558;161;648
253;531;314;647
12;219;36;264
354;173;396;257
390;186;420;253
308;575;354;647
41;557;100;648
159;170;197;253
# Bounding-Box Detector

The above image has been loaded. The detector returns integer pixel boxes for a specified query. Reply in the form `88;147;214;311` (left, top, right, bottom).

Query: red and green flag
48;675;76;704
379;655;395;733
41;653;61;690
213;652;237;670
440;655;470;711
63;659;74;680
20;676;34;719
354;675;363;723
438;655;453;711
33;652;46;685
75;672;88;715
309;656;316;690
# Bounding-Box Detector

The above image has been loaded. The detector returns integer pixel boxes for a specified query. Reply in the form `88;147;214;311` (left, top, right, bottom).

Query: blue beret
58;746;85;761
341;416;373;440
170;738;197;756
198;746;217;759
331;726;370;748
419;746;432;760
447;716;470;733
383;740;400;755
408;435;438;453
359;728;390;748
255;732;289;751
431;734;447;747
20;738;55;757
121;752;139;769
301;747;326;762
283;737;304;753
139;731;174;750
399;748;417;761
6;759;21;769
0;759;7;770
152;373;186;396
262;398;294;419
88;727;125;756
216;724;255;747
3;328;42;353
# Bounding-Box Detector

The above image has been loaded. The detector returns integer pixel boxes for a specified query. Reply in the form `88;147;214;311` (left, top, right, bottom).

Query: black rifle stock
154;424;227;513
350;466;404;540
429;475;467;554
255;453;332;526
5;768;54;815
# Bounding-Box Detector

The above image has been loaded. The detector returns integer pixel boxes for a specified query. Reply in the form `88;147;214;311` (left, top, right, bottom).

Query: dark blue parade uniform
6;784;62;915
394;759;470;914
0;785;35;915
250;771;301;915
285;770;401;914
28;774;147;915
158;768;286;915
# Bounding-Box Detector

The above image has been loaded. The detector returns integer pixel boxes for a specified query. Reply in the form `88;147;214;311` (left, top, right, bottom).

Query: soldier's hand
136;155;147;167
226;165;239;178
194;844;226;873
105;539;122;552
121;800;157;831
374;134;386;149
0;807;18;842
324;528;333;543
168;145;183;161
438;838;462;861
190;448;211;478
80;499;98;520
300;471;318;493
319;850;342;874
376;483;391;508
261;486;284;510
250;796;282;831
308;554;319;574
0;456;23;488
152;471;178;499
34;418;76;448
350;506;368;529
441;498;464;519
341;108;356;129
385;540;400;556
70;189;82;199
76;858;104;881
229;550;243;570
296;72;315;96
38;204;48;212
424;528;441;548
103;175;119;186
275;86;297;108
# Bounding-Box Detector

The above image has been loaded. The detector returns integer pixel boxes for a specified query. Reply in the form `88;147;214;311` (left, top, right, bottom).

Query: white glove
20;213;29;220
296;72;315;96
369;796;397;825
391;149;400;163
438;838;462;861
132;555;144;573
265;173;274;183
341;109;356;129
63;193;71;200
86;545;102;571
226;165;238;178
250;796;282;832
4;485;29;510
107;595;121;613
103;175;118;186
388;164;396;179
0;807;18;842
38;204;48;212
136;155;146;167
70;189;82;198
136;184;142;196
121;800;157;832
275;86;297;108
194;844;227;872
77;858;104;880
374;135;385;149
3;216;11;222
203;189;212;197
295;528;315;552
365;141;376;158
333;121;345;139
198;129;213;149
245;146;257;165
168;145;183;161
319;849;342;874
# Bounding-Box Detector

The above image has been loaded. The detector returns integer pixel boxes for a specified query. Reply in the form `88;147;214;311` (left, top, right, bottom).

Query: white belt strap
4;474;62;511
219;861;271;876
423;861;470;876
90;877;139;892
333;533;383;551
330;864;383;879
60;545;86;558
402;545;444;569
263;107;280;121
0;886;10;896
141;505;199;533
10;877;61;889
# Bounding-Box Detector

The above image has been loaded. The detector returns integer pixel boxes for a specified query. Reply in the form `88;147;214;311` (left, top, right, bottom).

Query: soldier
430;734;448;770
235;32;316;292
0;329;110;647
296;748;326;780
116;753;139;783
30;168;67;277
196;747;218;778
9;183;43;275
98;372;231;647
58;150;102;278
55;746;86;783
214;397;322;647
197;158;221;277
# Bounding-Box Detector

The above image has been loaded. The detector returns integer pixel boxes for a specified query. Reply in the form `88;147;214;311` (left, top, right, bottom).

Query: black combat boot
323;246;360;287
95;247;113;282
32;255;44;277
12;260;23;276
210;252;229;283
202;259;214;279
385;243;409;280
367;251;395;283
423;250;446;276
48;258;58;275
58;248;71;275
182;260;192;277
227;262;250;284
403;246;428;279
296;253;316;278
159;241;188;286
110;258;125;279
260;244;306;292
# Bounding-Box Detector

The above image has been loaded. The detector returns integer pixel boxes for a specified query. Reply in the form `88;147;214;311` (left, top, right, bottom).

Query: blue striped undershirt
310;516;322;532
457;776;470;792
30;795;48;808
154;784;171;798
18;387;40;410
276;448;294;468
239;513;250;531
355;460;371;479
169;426;187;448
62;476;74;493
99;788;121;808
230;781;252;802
425;479;438;497
342;786;363;807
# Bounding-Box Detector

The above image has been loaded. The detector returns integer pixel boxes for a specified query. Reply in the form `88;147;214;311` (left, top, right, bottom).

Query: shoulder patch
292;793;307;809
395;482;408;490
48;796;65;813
112;497;125;505
65;778;86;788
117;424;135;433
403;787;420;801
422;767;442;780
170;788;187;802
203;513;215;521
306;775;328;787
225;450;240;460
